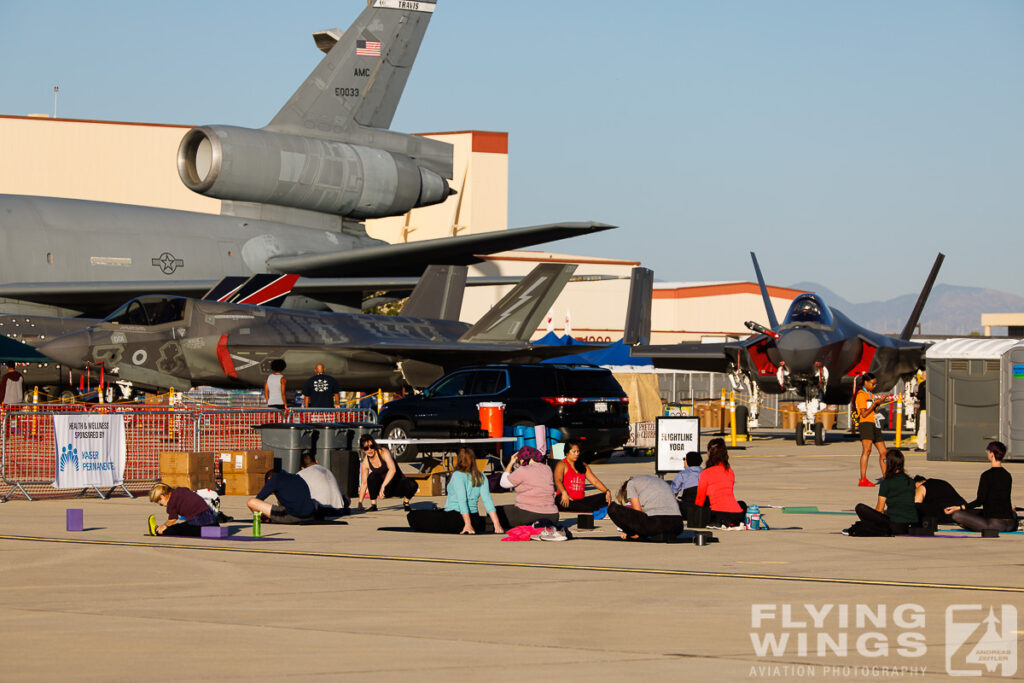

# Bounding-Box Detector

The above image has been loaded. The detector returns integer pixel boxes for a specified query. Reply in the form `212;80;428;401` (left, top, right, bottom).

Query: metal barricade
288;408;378;424
1;408;195;501
1;406;380;501
196;409;287;452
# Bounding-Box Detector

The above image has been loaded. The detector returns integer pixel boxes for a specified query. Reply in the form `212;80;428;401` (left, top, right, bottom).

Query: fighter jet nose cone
776;329;820;373
38;332;90;367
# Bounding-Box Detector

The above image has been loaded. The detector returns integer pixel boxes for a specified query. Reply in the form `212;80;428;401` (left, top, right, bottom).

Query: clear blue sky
2;1;1022;301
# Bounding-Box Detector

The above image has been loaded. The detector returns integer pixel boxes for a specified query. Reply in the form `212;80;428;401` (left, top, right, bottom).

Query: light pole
53;86;59;118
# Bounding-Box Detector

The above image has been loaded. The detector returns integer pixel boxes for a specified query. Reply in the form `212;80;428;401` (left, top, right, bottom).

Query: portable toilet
926;338;1019;462
1000;340;1024;461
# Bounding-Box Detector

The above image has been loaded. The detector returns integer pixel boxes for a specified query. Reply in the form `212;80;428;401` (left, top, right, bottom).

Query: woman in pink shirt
498;446;560;528
694;437;747;527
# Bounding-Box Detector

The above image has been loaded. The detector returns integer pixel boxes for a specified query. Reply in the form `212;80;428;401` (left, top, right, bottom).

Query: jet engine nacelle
177;125;450;219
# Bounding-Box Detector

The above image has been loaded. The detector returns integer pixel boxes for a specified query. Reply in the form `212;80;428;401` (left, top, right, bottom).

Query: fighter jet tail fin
622;267;653;346
400;265;467;320
899;253;945;340
267;0;436;133
458;264;577;344
202;274;299;307
750;252;780;330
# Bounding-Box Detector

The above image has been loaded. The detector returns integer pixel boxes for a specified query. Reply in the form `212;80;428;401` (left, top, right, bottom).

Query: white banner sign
53;415;126;489
655;416;701;473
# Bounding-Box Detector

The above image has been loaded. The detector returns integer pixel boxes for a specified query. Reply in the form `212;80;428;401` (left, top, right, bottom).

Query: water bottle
253;511;262;537
746;504;761;530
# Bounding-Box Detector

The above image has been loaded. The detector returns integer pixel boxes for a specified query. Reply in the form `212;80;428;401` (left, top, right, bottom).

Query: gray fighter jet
0;0;613;317
37;263;589;394
626;254;944;444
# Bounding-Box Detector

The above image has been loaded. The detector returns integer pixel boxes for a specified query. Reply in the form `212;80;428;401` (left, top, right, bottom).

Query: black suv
378;364;630;462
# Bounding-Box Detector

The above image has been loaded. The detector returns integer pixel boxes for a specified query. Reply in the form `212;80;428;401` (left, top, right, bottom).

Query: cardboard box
224;473;266;496
162;472;216;491
219;450;275;474
407;472;447;497
160;451;215;475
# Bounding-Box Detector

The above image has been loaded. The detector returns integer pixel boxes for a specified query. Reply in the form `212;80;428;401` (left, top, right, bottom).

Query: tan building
981;313;1024;337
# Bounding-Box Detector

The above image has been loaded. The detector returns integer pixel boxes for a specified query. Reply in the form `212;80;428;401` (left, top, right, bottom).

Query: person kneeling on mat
407;448;505;534
607;475;683;541
843;449;917;537
247;468;315;524
913;474;966;525
497;446;560;529
147;483;219;537
298;453;349;518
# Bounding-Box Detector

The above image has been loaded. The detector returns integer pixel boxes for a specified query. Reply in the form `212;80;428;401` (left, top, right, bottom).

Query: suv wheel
383;419;417;461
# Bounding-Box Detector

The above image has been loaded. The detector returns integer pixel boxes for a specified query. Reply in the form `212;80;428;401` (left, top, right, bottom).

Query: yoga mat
376;526;500;535
783;507;856;515
937;529;1023;535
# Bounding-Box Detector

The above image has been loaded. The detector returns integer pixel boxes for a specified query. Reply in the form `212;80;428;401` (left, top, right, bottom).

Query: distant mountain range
788;282;1024;336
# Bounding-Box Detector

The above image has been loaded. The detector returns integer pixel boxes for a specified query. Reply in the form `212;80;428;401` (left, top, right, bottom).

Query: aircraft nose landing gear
795;397;827;446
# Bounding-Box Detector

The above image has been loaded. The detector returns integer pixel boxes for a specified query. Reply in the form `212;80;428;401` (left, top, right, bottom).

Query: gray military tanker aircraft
36;264;589;394
628;253;944;445
0;0;613;317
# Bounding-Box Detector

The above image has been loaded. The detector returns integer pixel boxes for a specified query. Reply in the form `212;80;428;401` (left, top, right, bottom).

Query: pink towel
500;525;545;542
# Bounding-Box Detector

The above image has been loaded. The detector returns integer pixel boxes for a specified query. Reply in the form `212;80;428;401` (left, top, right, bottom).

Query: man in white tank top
264;359;287;409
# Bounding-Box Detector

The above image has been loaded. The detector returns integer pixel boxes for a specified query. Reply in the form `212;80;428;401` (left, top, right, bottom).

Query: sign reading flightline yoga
655;416;701;474
52;414;126;489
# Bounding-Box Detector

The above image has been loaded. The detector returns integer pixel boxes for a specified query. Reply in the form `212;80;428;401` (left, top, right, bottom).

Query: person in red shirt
553;440;612;512
694;437;747;527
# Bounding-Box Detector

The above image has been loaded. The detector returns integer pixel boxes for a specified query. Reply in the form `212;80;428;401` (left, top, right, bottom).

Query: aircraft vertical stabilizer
622;267;653;346
459;264;576;344
899;253;944;340
267;0;437;134
750;252;780;330
400;265;467;320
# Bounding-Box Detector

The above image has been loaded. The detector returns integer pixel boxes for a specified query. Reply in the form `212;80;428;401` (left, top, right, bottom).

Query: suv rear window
556;369;623;397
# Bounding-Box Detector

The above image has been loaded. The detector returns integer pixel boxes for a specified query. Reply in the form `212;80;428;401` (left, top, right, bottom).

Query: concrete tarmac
1;431;1020;681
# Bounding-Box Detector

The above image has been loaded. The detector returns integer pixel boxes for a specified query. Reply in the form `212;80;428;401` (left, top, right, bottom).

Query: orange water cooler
477;402;505;438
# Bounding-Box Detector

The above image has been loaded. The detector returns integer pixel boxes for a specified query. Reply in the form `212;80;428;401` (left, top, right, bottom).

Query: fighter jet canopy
105;296;187;326
783;294;833;327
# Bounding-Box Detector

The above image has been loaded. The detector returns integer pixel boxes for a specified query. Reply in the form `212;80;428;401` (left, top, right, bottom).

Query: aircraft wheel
383;419;417;461
813;422;825;446
795;424;805;446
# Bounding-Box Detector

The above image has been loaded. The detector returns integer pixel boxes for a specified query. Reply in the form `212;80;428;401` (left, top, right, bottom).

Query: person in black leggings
358;436;417;511
946;441;1018;533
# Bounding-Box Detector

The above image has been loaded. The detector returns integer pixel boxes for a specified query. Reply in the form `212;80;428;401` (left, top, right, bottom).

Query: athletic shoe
539;527;568;542
858;478;876;487
147;514;157;536
841;527;852;536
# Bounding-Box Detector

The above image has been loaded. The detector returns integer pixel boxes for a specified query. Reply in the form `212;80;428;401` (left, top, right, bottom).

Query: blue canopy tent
538;334;653;367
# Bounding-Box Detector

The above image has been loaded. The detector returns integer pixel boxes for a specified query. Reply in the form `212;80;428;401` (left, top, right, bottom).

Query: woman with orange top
694;437;747;527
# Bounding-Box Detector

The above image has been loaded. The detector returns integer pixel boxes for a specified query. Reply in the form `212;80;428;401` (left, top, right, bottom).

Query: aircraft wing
630;342;734;374
280;340;613;368
0;274;525;318
264;222;617;277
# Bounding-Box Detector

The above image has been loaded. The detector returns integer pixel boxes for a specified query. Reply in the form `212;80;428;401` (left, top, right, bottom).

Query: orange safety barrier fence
1;405;377;501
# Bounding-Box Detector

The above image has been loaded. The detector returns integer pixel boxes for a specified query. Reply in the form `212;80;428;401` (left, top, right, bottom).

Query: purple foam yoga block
201;526;229;538
66;509;84;532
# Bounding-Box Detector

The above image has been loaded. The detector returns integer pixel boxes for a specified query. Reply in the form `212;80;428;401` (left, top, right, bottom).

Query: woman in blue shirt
407;448;505;534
